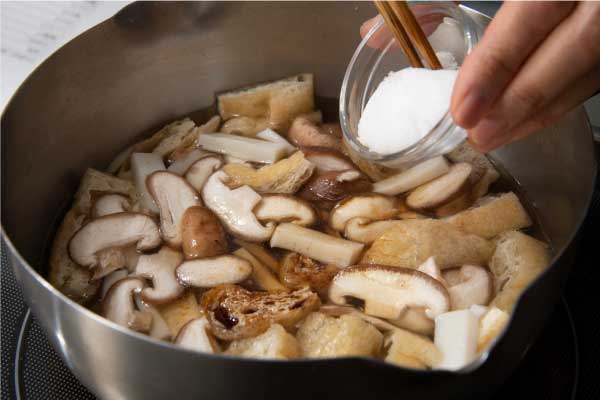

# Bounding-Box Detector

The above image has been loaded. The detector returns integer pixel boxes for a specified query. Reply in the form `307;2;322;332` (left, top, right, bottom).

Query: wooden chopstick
375;1;442;70
374;1;423;68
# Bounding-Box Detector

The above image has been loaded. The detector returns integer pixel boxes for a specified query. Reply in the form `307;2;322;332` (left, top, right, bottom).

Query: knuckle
480;47;518;79
509;85;547;112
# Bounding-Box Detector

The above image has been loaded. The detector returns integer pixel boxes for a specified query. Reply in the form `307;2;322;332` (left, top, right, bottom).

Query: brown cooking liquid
42;96;552;317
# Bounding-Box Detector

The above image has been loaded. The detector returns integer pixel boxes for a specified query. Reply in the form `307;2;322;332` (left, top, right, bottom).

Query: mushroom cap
299;170;372;203
443;265;493;310
176;255;253;288
69;212;161;267
102;277;145;327
146;171;201;248
174;317;219;353
92;193;130;218
254;194;316;226
181;206;228;260
184;155;223;192
330;193;398;232
201;170;275;242
329;264;450;320
134;247;185;305
406;162;473;209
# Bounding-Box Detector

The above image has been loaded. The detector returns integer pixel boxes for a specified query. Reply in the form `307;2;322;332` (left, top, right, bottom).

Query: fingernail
453;91;489;129
469;118;510;152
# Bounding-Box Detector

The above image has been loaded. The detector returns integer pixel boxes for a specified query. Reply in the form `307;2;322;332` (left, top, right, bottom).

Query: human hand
361;2;600;152
451;1;600;151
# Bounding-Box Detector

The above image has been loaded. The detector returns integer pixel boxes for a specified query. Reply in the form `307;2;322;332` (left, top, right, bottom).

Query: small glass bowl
340;2;483;168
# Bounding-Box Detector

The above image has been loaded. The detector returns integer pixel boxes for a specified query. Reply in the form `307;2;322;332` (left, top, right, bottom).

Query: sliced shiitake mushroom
406;163;473;210
287;116;342;150
254;194;316;226
270;223;364;267
102;277;146;330
299;170;372;204
176;255;252;288
134;247;185;305
201;171;275;242
329;194;398;232
184;155;224;192
373;156;450;196
146;171;201;248
329;265;450;320
92;194;130;218
180;206;228;260
201;284;320;340
68;212;161;269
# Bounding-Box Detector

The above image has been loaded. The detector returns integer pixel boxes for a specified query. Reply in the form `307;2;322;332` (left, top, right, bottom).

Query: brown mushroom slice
299;170;372;203
174;317;220;353
134;247;185;304
167;149;210;175
373;156;450;196
279;252;338;295
146;171;201;248
233;248;287;292
288;116;342;150
102;277;146;330
406;163;473;210
254;195;316;226
181;206;228;260
69;212;161;268
184;155;224;192
443;265;493;310
344;218;400;244
330;194;398;232
101;269;129;299
176;255;252;288
197;133;288;164
201;284;320;340
329;265;450;320
134;294;171;340
201;171;275;242
131;153;166;213
270;223;364;267
301;147;356;173
92;194;130;218
256;128;296;155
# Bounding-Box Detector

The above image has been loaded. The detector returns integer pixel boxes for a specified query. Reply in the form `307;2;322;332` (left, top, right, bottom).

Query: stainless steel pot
1;2;597;399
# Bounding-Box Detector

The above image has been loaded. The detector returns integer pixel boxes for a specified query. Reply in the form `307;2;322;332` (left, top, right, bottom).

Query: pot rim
1;2;597;376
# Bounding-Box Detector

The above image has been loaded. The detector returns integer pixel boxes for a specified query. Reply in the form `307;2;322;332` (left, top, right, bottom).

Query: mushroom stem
197;133;288;164
373;156;450;196
233;248;287;292
270;223;364;267
234;239;281;273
